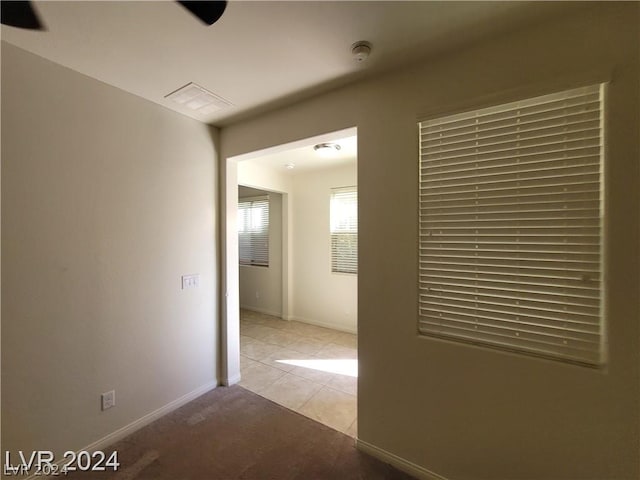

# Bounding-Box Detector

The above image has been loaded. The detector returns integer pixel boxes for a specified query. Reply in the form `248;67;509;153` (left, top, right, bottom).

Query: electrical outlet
101;390;115;411
181;274;200;290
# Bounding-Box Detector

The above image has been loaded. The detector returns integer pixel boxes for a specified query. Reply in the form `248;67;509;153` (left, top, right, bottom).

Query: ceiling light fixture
285;163;295;170
313;143;341;157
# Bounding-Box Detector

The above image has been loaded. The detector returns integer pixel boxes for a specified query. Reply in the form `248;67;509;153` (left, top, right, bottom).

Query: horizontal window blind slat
420;246;600;259
420;258;599;273
421;164;599;188
422;100;600;134
422;295;599;320
418;320;600;358
422;119;600;153
420;235;599;245
421;153;599;181
419;248;599;260
422;111;601;150
422;136;600;166
419;296;599;325
420;172;600;194
418;309;599;344
422;87;600;128
420;328;601;365
419;180;599;201
421;221;600;231
418;320;600;357
419;291;599;321
422;112;601;151
420;261;599;278
419;271;600;291
418;320;601;360
421;155;600;180
422;91;600;133
421;195;599;211
421;200;600;215
420;232;600;240
421;139;600;165
419;280;600;305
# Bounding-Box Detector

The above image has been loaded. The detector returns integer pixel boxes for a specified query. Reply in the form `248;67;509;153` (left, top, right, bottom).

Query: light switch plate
182;274;200;289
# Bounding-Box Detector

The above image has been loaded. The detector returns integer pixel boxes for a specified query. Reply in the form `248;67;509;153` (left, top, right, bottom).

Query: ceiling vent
165;82;232;115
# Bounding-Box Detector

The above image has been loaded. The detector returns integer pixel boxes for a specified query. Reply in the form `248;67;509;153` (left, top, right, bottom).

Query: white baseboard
240;305;282;318
222;373;241;386
29;381;218;480
85;381;218;452
356;439;449;480
289;315;357;335
240;307;357;335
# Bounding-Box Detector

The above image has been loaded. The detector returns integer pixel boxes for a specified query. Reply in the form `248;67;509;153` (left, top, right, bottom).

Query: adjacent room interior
235;133;358;436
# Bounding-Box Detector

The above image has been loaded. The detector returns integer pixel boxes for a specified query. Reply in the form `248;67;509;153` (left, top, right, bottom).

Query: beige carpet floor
63;385;413;479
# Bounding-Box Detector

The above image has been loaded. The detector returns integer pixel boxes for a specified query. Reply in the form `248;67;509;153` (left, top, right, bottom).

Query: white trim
223;373;242;386
356;439;449;480
240;305;283;318
289;315;357;334
27;382;218;480
85;381;218;451
239;306;357;334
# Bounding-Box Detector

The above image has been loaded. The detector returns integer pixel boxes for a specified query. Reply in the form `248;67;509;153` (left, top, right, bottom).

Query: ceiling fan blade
1;1;44;30
177;1;227;26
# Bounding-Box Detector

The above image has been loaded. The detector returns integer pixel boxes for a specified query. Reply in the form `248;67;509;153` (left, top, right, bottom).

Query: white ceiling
241;134;356;175
1;1;575;127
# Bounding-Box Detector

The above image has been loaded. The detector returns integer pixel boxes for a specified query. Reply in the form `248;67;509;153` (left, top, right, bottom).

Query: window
238;196;269;267
418;84;605;366
331;186;358;274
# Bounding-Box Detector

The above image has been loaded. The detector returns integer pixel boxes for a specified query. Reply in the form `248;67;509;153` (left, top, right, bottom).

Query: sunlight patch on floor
276;358;358;377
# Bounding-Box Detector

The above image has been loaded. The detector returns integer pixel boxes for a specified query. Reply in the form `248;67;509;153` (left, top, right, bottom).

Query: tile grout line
240;311;358;436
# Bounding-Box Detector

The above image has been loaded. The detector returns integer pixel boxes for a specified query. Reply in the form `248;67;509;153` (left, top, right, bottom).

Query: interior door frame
220;127;357;385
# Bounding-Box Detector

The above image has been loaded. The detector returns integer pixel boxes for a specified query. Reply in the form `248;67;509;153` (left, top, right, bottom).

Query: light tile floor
239;309;358;437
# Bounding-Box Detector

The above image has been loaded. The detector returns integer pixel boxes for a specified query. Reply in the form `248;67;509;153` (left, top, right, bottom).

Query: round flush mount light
313;143;341;157
285;163;295;170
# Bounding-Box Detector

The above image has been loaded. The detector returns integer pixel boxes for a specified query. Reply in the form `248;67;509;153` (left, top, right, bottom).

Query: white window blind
418;84;605;367
238;196;269;267
331;186;358;274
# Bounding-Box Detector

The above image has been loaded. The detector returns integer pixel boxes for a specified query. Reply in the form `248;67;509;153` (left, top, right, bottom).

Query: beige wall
220;4;639;479
237;161;357;332
1;44;218;456
292;164;357;333
238;160;293;194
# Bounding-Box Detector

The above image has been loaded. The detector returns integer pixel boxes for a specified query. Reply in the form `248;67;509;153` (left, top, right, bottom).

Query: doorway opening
222;127;358;436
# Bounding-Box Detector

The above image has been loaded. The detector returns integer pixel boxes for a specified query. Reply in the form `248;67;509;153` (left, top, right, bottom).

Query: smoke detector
351;41;372;63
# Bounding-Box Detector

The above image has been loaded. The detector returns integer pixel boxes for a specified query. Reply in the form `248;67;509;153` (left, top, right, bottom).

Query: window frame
238;195;270;268
330;186;358;275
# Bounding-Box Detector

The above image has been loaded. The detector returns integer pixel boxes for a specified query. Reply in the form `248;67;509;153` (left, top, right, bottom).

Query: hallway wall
2;43;218;458
220;4;640;478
